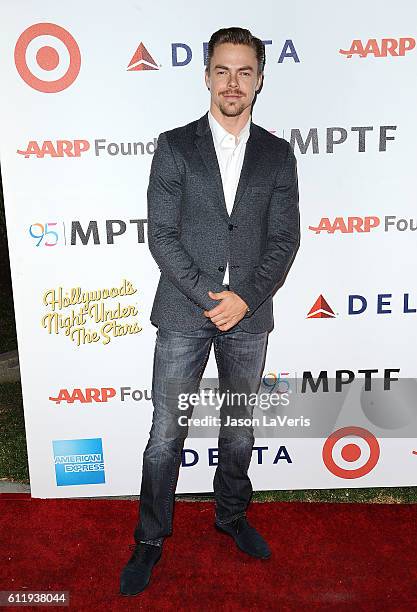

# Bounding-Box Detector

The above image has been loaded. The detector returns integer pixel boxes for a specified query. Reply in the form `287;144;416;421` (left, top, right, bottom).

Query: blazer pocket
249;186;270;195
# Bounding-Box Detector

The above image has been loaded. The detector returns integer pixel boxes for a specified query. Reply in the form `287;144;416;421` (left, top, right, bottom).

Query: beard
218;98;247;117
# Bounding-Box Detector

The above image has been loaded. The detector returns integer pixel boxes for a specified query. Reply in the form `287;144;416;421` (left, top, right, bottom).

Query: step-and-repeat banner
1;1;416;498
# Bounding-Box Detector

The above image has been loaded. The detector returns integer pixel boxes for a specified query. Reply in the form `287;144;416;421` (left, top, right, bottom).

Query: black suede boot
120;543;162;596
215;516;271;559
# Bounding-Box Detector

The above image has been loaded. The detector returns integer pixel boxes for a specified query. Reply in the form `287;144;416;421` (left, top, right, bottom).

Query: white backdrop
0;0;416;498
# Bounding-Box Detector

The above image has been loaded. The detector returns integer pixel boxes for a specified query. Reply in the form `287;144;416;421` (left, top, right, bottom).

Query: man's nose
227;74;238;87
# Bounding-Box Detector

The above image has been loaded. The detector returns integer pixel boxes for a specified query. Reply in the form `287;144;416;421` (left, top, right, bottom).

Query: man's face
205;43;263;117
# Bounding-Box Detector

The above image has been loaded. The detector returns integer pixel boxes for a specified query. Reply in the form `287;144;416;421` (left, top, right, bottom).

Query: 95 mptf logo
53;438;105;486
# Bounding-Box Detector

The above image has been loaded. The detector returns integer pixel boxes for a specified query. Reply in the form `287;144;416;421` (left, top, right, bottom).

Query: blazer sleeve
147;131;227;310
232;141;300;316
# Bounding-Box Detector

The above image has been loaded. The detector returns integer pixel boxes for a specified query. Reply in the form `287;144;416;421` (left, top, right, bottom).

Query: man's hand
203;290;249;331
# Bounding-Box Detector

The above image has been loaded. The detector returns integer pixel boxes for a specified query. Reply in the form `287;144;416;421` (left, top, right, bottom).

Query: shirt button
228;224;234;231
218;266;225;272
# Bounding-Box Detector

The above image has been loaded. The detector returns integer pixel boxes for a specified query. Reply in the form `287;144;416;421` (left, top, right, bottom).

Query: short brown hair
206;27;265;75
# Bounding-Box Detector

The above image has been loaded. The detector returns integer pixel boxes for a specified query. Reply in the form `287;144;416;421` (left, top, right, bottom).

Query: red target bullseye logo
322;426;380;479
14;23;81;93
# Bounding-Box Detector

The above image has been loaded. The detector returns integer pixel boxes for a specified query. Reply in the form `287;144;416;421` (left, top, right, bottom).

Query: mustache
221;91;244;96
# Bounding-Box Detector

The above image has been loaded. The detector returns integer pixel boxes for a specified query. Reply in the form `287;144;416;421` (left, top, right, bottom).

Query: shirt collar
208;110;251;148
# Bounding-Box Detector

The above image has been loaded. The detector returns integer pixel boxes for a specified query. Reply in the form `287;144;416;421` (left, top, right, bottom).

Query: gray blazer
147;111;300;333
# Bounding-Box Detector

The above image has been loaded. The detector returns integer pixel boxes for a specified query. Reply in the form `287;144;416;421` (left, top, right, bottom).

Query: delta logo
307;295;336;319
128;39;300;71
308;293;416;318
340;37;415;58
127;42;159;71
181;446;292;468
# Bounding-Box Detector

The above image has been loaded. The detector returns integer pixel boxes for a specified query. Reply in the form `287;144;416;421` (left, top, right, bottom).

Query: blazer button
228;223;234;231
218;266;225;272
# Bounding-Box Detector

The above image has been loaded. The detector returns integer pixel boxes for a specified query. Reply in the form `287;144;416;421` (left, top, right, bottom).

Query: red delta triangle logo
307;295;336;319
127;42;159;71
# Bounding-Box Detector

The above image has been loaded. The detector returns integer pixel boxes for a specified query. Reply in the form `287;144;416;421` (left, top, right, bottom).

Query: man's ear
256;73;264;92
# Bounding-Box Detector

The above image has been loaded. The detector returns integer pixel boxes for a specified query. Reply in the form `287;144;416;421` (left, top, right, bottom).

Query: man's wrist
229;289;251;317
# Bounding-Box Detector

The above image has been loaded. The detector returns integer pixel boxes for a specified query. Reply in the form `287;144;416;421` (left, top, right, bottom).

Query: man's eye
241;72;250;76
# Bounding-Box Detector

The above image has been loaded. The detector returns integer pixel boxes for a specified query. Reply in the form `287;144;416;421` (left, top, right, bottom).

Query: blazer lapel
195;113;229;220
230;131;262;218
195;112;263;220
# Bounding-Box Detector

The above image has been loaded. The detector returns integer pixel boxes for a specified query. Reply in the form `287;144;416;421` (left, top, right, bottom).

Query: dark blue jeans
134;317;269;546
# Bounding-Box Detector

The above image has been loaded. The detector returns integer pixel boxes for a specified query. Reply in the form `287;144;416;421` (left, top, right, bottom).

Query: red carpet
1;495;417;611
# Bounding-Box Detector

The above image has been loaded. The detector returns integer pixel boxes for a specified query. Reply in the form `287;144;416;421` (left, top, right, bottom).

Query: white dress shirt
208;110;251;285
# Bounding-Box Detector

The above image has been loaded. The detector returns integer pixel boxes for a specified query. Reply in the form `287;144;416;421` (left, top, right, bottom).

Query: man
120;26;300;596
